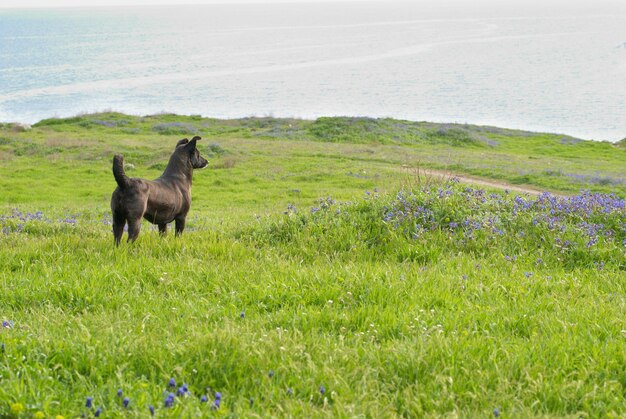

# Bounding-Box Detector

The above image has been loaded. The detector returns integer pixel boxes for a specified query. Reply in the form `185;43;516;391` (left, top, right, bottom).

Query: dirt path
400;167;560;196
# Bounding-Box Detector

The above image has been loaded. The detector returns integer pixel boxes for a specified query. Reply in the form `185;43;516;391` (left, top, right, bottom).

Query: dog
110;136;208;245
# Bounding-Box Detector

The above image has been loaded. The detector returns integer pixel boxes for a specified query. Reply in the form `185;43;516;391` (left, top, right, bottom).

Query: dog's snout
196;158;209;169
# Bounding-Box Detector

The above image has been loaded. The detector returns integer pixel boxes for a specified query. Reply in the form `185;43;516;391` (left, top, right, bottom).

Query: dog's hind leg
158;223;167;236
127;217;142;243
174;216;185;237
112;212;126;246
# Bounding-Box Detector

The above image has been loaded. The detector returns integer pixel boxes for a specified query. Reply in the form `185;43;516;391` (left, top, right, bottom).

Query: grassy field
0;113;625;417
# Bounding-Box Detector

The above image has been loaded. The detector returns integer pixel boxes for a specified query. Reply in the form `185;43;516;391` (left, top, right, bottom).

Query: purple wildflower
493;407;500;417
95;407;102;417
168;377;176;388
284;203;297;214
201;395;208;403
164;393;175;407
287;388;293;395
213;393;222;410
268;370;274;378
240;311;245;319
123;397;129;408
86;397;93;409
117;389;123;397
320;385;325;395
149;405;155;416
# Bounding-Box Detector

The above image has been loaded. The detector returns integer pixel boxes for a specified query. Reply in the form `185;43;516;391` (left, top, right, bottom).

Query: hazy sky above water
2;0;625;23
1;0;625;23
4;0;374;7
1;0;625;12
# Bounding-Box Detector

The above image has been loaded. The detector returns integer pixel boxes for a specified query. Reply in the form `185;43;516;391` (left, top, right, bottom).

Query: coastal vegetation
0;113;625;417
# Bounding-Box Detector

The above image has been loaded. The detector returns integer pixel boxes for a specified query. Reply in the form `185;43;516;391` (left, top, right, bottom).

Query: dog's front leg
174;217;185;236
158;223;167;236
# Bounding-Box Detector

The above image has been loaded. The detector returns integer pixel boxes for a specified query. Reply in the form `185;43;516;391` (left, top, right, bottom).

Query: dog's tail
113;155;131;189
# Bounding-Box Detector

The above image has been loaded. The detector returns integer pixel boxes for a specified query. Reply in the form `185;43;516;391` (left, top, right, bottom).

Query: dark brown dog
110;136;208;245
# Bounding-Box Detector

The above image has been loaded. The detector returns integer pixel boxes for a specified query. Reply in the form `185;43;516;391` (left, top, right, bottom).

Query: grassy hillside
0;113;625;417
0;113;624;207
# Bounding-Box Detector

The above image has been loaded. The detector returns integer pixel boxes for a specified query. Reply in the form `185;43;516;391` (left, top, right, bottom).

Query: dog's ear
176;138;189;148
191;136;202;141
185;136;200;150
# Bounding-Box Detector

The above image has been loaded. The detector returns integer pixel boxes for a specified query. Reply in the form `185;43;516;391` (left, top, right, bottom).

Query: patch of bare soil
400;167;565;196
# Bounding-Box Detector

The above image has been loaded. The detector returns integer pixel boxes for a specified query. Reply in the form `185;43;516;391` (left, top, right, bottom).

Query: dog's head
176;136;208;169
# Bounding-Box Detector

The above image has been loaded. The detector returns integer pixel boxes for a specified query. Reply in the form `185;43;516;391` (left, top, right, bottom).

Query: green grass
0;113;625;417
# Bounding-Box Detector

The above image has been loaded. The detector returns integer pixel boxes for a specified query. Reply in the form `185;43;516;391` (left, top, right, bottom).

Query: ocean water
0;1;625;141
